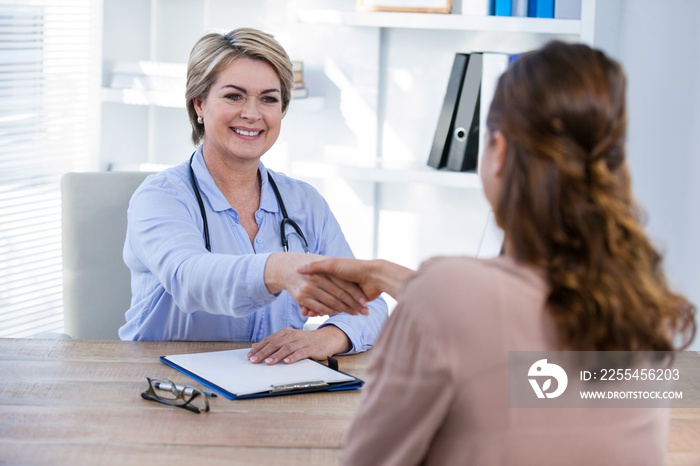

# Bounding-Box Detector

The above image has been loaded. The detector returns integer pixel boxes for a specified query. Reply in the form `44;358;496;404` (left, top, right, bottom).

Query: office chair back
61;171;152;339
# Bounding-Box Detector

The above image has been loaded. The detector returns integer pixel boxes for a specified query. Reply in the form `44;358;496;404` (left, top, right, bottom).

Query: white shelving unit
298;2;595;43
295;1;596;190
291;159;484;189
299;9;579;35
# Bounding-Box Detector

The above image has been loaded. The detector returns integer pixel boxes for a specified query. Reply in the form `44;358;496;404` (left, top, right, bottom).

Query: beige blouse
343;255;668;466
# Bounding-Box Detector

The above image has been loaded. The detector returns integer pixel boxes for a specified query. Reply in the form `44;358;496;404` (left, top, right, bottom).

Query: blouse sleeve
125;176;278;317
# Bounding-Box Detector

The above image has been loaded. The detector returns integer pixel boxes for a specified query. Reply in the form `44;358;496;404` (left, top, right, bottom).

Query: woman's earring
197;115;203;125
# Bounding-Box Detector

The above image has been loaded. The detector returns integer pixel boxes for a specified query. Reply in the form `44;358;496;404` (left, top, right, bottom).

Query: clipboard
160;348;364;400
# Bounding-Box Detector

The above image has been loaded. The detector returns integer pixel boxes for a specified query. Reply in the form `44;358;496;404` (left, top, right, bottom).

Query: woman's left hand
246;326;351;365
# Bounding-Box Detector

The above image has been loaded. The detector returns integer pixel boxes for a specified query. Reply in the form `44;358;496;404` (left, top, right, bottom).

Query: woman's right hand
264;253;370;317
297;258;415;316
298;258;383;301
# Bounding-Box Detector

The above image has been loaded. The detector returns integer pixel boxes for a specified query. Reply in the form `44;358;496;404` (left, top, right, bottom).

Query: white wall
594;0;700;350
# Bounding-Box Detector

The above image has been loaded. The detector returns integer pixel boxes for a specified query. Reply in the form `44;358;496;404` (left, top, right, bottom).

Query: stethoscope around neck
188;152;309;253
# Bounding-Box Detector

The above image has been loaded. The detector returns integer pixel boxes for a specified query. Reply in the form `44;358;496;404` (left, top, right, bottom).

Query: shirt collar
191;146;279;214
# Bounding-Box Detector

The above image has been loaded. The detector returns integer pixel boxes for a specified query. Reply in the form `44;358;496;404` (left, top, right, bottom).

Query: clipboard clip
270;380;329;393
327;356;339;371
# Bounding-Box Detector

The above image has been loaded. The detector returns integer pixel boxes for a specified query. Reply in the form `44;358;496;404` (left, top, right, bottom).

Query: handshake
294;257;414;318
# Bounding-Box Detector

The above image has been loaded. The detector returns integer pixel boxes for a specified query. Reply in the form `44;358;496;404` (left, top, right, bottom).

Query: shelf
102;87;184;108
292;8;591;191
297;8;582;35
288;96;326;113
290;160;482;189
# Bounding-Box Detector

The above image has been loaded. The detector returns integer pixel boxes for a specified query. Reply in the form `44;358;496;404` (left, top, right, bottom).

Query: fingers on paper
247;329;307;365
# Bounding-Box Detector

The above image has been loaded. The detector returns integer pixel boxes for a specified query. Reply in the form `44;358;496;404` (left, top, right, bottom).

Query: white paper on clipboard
162;348;355;397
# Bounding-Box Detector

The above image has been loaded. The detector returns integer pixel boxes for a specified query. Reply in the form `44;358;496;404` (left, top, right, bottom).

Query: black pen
154;381;218;398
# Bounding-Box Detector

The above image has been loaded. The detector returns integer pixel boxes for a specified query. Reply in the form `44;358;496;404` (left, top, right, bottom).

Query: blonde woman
120;28;387;365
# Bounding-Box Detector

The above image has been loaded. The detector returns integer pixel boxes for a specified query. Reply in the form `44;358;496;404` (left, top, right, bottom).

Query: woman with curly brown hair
299;40;696;465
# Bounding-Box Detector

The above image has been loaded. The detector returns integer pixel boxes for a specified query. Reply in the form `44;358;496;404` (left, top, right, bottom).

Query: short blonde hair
185;28;294;146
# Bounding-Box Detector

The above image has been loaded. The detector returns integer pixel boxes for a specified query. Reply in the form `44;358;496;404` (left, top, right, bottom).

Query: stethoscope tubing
188;152;308;253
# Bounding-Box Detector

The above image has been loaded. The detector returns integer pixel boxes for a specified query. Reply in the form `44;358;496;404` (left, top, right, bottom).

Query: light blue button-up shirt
119;147;387;353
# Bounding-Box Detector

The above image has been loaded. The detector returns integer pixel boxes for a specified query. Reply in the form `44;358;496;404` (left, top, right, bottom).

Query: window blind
0;0;101;337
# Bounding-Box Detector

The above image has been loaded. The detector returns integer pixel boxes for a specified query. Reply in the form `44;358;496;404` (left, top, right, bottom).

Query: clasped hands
296;258;384;318
247;256;383;366
264;253;381;319
296;256;410;314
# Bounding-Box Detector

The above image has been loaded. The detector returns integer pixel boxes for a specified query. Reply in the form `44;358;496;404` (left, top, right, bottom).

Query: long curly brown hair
486;41;695;351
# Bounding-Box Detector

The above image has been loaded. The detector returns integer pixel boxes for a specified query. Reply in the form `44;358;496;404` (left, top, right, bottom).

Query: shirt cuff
245;252;278;304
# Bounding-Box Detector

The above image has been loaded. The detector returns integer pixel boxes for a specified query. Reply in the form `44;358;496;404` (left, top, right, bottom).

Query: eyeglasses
141;377;210;414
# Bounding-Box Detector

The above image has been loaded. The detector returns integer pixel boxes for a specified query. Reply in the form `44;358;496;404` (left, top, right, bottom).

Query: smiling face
194;56;283;168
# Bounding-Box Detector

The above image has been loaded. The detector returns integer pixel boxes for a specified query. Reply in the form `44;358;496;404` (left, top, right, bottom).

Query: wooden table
0;338;370;466
1;338;698;466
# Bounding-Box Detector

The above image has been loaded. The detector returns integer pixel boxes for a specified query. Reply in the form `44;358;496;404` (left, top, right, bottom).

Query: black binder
427;53;469;169
446;52;482;172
